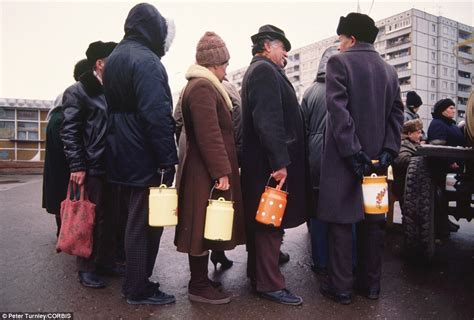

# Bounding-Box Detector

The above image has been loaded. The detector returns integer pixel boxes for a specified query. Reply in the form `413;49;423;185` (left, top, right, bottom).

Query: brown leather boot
188;254;231;304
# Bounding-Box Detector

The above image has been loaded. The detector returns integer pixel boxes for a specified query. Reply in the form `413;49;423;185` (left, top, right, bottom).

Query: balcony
458;76;472;86
458;30;472;40
458;91;471;99
387;55;411;66
386;34;411;49
457;50;473;61
397;69;411;79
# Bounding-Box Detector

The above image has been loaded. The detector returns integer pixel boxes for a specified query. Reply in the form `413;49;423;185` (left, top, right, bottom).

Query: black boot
210;250;233;270
55;215;61;238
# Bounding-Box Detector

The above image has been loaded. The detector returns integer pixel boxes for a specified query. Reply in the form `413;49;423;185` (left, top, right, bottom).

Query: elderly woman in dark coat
427;99;465;237
175;32;245;305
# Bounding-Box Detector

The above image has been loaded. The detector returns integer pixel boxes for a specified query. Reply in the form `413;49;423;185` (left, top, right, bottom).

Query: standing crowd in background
42;2;471;307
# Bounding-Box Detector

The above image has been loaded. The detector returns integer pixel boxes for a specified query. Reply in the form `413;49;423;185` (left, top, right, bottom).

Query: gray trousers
328;219;384;293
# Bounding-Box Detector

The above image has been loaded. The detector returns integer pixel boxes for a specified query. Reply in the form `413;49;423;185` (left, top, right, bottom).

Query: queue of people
42;2;469;308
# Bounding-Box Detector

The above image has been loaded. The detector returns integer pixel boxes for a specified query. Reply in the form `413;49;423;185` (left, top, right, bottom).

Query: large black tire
403;156;435;261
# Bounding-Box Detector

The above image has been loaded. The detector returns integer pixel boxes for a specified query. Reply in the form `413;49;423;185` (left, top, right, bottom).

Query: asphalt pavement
1;175;473;320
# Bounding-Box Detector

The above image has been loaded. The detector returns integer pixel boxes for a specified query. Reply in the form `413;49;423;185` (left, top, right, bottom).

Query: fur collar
185;64;232;111
164;18;175;54
79;70;103;97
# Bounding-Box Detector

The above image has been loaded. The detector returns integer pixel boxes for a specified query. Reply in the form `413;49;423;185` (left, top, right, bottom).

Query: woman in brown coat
175;32;245;304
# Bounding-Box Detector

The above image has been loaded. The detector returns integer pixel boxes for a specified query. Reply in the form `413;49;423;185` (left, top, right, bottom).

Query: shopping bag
56;182;95;258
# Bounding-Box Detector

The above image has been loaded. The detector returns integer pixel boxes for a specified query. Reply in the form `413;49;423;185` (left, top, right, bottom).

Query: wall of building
0;98;52;162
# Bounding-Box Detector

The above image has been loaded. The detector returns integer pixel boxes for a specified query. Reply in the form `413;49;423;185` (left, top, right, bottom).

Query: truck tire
403;156;435;261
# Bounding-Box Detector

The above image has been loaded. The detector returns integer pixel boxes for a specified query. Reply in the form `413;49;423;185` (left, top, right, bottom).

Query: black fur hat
86;41;117;65
406;91;423;109
336;12;379;44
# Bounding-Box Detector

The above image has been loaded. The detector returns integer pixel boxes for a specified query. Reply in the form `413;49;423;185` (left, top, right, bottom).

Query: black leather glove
376;149;397;170
345;150;373;181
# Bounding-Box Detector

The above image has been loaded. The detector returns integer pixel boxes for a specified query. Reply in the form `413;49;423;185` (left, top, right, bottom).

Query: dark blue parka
103;3;178;187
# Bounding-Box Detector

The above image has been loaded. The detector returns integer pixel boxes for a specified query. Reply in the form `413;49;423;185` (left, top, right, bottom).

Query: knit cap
406;91;423;109
196;32;230;67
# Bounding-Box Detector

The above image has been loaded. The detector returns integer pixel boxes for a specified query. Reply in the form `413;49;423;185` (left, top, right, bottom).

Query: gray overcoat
317;43;404;224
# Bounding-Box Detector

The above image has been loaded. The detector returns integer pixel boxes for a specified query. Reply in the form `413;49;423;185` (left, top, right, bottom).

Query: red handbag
56;182;95;258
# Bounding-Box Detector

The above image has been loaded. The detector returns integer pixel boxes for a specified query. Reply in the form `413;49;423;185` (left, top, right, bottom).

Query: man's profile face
338;35;355;52
266;39;288;69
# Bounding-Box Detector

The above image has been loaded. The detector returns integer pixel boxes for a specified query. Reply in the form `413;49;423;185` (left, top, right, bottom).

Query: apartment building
228;9;473;127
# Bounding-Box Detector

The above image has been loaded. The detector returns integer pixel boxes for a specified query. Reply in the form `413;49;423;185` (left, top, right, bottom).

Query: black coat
42;107;70;214
103;4;178;187
61;71;108;176
427;115;465;147
300;47;336;195
241;56;307;229
317;43;404;224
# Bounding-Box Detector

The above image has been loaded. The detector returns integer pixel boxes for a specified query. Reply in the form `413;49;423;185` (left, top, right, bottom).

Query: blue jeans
310;218;357;269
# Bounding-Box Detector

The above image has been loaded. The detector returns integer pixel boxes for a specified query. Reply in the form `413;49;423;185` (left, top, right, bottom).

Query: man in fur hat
392;119;423;206
317;12;404;304
241;24;307;306
103;3;177;305
61;40;118;289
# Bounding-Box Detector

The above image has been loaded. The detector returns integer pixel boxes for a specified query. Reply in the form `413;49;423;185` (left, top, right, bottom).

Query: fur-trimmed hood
185;64;232;111
124;3;175;58
79;70;103;97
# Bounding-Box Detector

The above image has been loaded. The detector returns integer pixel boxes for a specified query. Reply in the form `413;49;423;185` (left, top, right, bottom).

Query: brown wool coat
174;77;245;255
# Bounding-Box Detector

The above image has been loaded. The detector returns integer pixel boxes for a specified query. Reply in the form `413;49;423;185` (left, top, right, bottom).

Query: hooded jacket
103;3;178;187
300;46;338;197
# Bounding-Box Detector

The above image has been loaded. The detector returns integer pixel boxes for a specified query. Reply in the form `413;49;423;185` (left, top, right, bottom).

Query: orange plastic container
255;176;288;227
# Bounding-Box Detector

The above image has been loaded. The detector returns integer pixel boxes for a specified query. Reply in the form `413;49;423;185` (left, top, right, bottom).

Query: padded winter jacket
103;3;178;187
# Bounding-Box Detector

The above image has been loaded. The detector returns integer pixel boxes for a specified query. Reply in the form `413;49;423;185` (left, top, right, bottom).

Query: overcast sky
1;0;472;101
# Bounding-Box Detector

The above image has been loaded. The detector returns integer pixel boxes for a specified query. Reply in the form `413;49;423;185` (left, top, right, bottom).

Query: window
442;81;447;89
443;67;448;76
0;107;15;120
450;83;454;91
431;66;436;75
17;122;38;140
431;52;436;60
432;24;436;32
450;69;455;77
443;40;448;48
431;93;436;101
431;79;436;88
443;26;448;34
17;110;37;121
0;121;15;139
451;56;455;64
443;53;448;62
